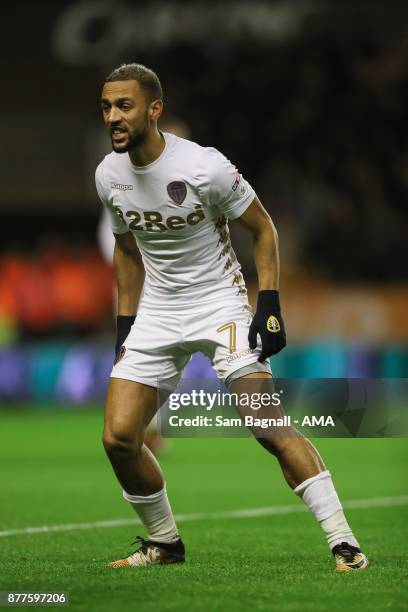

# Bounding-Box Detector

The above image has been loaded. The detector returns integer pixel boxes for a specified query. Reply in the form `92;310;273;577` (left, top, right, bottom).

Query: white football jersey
95;132;255;306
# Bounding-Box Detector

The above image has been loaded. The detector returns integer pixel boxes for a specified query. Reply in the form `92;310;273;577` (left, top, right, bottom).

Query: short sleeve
197;148;255;219
95;162;128;235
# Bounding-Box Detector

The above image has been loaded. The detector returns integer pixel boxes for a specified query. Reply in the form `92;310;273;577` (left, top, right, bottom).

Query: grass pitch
0;408;407;611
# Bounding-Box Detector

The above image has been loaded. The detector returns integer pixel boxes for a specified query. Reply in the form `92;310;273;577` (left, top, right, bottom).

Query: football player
96;63;368;572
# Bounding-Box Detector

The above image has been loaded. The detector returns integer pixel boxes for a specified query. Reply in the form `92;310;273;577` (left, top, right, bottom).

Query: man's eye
121;105;131;111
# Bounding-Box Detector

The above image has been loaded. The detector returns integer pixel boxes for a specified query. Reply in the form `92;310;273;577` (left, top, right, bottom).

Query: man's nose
108;107;121;123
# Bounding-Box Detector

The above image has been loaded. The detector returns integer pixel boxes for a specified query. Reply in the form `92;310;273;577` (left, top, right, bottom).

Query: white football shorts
111;290;271;388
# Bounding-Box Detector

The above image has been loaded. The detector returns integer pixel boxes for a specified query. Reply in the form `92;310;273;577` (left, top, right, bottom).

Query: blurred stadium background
1;1;407;408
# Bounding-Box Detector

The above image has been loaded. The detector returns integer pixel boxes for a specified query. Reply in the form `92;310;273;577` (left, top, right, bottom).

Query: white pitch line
1;495;407;538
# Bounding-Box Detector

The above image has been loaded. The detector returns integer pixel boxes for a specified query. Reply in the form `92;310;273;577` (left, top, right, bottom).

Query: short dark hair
105;63;163;102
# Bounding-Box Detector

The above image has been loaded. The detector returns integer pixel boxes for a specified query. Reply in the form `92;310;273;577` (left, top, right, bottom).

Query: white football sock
123;484;179;544
320;509;359;550
294;470;359;550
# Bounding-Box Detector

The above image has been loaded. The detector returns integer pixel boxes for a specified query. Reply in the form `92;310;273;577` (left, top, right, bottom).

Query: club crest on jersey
167;181;187;205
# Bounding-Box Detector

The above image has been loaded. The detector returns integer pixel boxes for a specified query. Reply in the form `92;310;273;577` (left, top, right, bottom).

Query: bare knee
102;428;143;459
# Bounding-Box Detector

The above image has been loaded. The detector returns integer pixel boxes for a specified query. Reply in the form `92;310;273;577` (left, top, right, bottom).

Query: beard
110;116;149;153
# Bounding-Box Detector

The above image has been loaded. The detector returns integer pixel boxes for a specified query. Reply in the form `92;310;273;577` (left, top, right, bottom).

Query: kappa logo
111;181;133;191
167;181;187;204
266;316;280;333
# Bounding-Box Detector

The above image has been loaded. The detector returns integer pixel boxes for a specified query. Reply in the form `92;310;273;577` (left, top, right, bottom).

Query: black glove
248;290;286;362
115;315;136;361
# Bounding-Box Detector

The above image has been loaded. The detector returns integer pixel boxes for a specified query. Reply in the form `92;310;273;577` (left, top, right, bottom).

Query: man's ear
149;99;163;120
